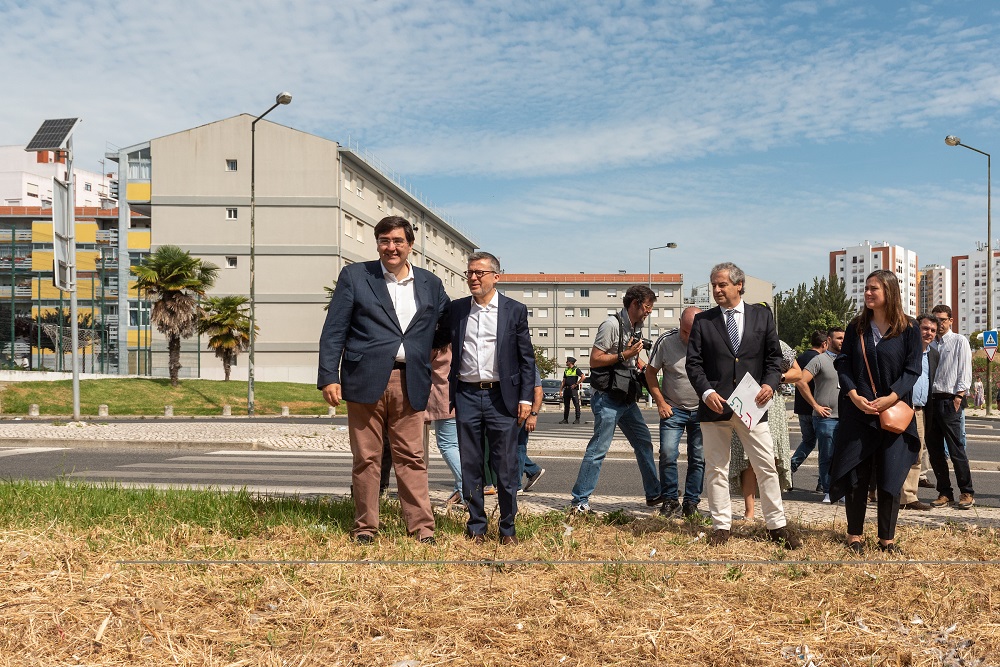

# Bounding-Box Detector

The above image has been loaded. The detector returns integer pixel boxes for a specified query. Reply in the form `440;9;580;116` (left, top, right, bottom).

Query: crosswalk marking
0;446;67;458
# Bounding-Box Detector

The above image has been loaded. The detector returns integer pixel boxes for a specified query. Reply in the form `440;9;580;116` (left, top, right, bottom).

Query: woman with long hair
830;270;922;554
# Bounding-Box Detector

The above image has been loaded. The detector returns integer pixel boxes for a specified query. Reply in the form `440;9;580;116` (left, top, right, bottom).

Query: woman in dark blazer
830;270;921;554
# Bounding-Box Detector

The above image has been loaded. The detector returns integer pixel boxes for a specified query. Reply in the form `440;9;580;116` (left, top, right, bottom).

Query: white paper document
726;372;772;429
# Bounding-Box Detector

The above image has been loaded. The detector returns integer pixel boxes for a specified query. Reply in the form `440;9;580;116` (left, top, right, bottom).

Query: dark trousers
926;395;975;498
456;383;520;538
563;388;581;420
844;455;901;541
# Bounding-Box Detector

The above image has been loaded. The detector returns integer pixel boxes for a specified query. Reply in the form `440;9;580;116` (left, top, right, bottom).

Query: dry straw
0;516;997;666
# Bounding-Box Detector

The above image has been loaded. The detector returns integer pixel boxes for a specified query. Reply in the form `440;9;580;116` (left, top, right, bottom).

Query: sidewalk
0;418;997;528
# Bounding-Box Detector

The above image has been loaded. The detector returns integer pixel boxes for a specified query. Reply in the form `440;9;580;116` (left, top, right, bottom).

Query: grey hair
468;251;501;273
710;262;745;295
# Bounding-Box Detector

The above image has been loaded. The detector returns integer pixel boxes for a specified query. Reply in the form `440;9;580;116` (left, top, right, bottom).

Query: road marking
0;446;67;457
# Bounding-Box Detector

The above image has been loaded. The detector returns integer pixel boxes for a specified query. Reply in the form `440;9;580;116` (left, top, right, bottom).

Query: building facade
684;274;775;311
829;240;918;317
0;146;112;208
950;245;1000;335
918;264;952;315
500;272;684;377
109;115;476;383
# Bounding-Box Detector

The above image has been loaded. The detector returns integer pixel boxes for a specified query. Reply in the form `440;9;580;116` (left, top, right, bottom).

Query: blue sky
3;0;1000;292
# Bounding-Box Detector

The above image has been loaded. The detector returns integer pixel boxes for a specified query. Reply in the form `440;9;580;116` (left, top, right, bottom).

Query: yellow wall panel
127;330;151;346
127;230;151;250
32;221;53;243
127;182;151;202
32;250;53;272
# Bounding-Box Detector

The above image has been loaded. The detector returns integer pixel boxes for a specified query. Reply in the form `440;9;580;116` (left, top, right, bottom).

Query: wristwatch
529;411;539;416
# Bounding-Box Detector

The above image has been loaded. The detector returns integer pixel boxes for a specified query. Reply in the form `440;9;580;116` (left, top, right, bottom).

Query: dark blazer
829;319;922;500
449;293;536;418
685;302;783;423
317;260;450;411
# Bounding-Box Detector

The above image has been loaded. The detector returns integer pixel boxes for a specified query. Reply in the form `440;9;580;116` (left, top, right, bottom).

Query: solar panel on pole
25;118;81;153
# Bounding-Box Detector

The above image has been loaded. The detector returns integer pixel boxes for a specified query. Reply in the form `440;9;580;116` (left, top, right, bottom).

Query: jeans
789;414;817;472
517;426;542;489
812;416;838;493
433;418;461;494
571;390;660;506
657;407;704;504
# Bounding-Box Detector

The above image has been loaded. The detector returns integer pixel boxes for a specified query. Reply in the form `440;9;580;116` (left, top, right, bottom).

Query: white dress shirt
701;299;745;402
459;291;500;382
382;261;416;362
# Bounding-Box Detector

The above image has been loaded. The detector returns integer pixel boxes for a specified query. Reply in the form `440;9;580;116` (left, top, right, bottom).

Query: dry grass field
0;488;997;666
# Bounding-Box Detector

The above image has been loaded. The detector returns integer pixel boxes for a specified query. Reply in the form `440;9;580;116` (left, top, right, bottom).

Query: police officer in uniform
560;356;585;424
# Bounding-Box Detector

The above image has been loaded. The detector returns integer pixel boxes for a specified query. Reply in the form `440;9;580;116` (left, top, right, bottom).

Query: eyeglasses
377;238;409;248
465;270;498;280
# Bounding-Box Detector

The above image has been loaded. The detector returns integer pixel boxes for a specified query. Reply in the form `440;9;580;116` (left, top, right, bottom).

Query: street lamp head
276;92;293;105
666;242;678;248
945;135;961;147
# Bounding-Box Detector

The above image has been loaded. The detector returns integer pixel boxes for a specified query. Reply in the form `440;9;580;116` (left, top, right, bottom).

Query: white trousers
701;415;787;531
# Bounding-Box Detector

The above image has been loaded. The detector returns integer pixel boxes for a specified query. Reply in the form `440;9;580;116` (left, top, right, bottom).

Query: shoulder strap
859;331;880;398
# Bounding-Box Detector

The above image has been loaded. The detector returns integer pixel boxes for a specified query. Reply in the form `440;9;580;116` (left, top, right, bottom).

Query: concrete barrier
222;405;232;416
98;404;109;417
164;405;174;417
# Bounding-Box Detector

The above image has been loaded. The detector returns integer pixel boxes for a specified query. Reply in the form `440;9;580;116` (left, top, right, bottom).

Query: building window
343;168;353;190
607;309;616;315
650;309;659;318
227;208;238;220
537;329;549;337
129;300;150;327
386;196;394;212
580;308;590;317
564;289;574;298
663;289;674;297
84;182;92;191
607;289;617;297
344;214;353;236
650;329;659;336
226;159;238;172
27;183;39;198
664;308;674;318
356;220;364;241
565;329;575;337
527;308;533;317
580;328;590;337
537;308;548;318
225;256;237;268
564;308;574;317
356;177;364;198
538;289;548;297
579;348;589;358
377;190;386;211
523;289;533;297
580;289;590;297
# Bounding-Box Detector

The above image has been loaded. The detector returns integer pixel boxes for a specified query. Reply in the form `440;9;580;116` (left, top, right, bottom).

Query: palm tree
132;245;219;386
198;295;255;381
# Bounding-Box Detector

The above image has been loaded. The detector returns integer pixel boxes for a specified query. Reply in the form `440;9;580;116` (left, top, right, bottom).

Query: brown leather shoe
466;533;486;544
499;535;519;545
930;495;952;508
918;478;935;488
956;493;976;510
901;501;932;511
708;529;730;546
767;527;802;550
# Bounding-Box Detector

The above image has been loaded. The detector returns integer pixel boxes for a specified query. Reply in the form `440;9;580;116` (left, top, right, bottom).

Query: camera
630;335;653;351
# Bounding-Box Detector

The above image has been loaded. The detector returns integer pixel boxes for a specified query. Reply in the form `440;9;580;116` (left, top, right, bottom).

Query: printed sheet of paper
726;372;772;429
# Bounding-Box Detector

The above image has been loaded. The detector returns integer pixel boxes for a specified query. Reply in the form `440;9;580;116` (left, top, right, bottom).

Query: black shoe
645;495;665;507
352;533;375;544
523;468;545;491
558;419;569;424
573;417;580;424
659;499;681;517
419;535;437;545
682;501;700;518
918;478;935;489
709;529;730;546
878;542;903;555
815;482;824;493
846;540;864;555
767;527;802;550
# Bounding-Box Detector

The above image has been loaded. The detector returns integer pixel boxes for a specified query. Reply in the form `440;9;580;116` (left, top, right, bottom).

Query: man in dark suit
686;262;799;549
318;215;450;544
450;251;535;544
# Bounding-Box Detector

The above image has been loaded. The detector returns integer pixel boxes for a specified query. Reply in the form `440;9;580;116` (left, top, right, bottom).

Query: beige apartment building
110;115;476;383
500;272;684;377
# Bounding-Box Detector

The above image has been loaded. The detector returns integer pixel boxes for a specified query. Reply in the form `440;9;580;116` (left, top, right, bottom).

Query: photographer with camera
569;285;661;514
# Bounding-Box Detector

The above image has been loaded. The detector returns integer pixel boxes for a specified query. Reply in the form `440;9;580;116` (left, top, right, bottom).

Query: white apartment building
500;272;684;377
918;264;952;315
684;275;775;311
830;241;918;317
109;115;476;383
0;145;112;208
950;245;1000;335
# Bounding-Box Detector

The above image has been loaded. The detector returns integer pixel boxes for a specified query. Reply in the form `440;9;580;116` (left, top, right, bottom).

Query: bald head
679;306;700;344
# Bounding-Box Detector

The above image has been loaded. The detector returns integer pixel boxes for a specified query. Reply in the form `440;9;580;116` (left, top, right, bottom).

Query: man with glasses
318;215;450;544
926;304;976;510
449;252;535;544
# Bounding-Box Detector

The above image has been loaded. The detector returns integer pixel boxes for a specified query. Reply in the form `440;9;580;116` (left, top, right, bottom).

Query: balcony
0;286;33;298
96;230;119;245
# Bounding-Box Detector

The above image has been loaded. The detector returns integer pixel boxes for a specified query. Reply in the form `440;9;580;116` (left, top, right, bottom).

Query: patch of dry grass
1;513;998;666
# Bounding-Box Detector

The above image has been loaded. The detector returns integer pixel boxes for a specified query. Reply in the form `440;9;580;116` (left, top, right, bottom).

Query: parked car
542;378;562;404
580;380;593;406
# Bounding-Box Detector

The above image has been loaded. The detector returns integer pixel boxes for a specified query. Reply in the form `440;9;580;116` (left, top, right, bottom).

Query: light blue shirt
912;349;929;408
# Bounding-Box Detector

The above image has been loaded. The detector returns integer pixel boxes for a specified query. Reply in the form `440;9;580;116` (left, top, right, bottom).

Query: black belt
460;380;499;390
931;392;956;400
392;361;406;370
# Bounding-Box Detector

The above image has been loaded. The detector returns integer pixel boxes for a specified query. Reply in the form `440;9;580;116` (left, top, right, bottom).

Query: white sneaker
822;494;831;504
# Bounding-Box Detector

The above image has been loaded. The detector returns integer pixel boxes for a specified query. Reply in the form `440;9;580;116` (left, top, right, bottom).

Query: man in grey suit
685;262;800;549
449;251;535;544
318;216;450;544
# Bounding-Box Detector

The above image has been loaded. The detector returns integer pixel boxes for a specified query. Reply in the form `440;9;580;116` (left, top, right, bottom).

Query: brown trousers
346;369;434;539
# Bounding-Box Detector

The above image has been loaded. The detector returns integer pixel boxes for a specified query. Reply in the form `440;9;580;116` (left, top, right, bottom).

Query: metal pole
67;138;80;420
10;226;15;364
988;152;992;415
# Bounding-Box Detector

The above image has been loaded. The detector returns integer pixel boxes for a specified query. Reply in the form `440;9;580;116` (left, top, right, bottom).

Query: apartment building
950;245;1000;335
829;241;918;316
918;264;952;315
0;146;112;208
500;272;684;377
684;275;775;311
108;115;476;383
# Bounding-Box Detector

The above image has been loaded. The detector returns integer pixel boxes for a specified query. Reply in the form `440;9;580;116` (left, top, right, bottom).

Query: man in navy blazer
318;216;450;544
450;251;535;543
686;262;799;549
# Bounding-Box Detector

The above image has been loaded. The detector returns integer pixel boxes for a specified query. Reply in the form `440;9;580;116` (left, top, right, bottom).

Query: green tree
533;345;556;377
776;276;854;350
132;245;219;386
198;295;255;381
970;330;984;351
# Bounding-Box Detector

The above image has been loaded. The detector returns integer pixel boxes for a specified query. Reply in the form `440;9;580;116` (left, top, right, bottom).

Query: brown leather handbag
860;333;914;434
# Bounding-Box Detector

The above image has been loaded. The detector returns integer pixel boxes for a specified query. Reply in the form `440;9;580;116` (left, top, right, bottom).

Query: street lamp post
946;135;992;415
248;92;292;416
647;242;678;406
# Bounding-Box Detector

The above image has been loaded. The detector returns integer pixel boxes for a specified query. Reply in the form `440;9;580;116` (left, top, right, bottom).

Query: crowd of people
318;216;977;553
